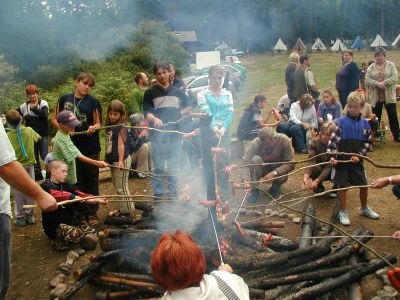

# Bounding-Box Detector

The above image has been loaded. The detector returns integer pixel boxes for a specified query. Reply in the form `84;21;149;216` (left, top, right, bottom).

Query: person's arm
289;103;302;125
306;71;319;92
222;92;234;133
77;154;108;168
0;161;57;211
372;174;400;188
275;138;295;175
32;102;49;119
309;106;318;129
143;89;162;127
179;91;192;116
197;90;212;116
87;105;102;135
51;100;62;129
384;62;398;87
117;128;127;169
364;65;379;88
334;103;342;120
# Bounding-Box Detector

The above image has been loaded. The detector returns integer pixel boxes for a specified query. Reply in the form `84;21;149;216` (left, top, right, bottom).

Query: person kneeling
40;160;106;250
151;230;250;300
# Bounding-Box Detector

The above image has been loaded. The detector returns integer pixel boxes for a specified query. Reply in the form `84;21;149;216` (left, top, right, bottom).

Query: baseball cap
57;111;82;128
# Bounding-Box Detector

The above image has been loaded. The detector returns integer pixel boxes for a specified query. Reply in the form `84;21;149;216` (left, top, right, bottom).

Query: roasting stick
234;191;249;222
209;208;224;265
295;235;393;239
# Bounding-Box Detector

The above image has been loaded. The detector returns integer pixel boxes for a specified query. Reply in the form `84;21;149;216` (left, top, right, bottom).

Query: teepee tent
292;38;307;52
392;33;400;48
331;38;347;52
273;38;287;53
370;34;387;47
351;36;365;50
311;38;326;52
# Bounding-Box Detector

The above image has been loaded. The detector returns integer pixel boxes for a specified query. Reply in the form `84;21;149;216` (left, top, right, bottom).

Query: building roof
173;31;198;42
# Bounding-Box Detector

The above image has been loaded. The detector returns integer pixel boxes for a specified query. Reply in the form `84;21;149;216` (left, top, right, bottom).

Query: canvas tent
331;38;347;52
311;38;326;52
370;34;387;47
351;36;365;50
292;38;307;52
273;38;287;53
392;33;400;48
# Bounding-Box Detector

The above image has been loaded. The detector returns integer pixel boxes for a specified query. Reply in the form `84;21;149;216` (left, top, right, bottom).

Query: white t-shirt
0;122;16;217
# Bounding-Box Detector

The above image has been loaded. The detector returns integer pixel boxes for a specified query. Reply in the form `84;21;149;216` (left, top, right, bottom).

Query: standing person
293;54;319;102
6;110;40;226
129;72;148;115
17;84;49;180
104;100;132;215
365;47;399;142
335;50;360;109
52;111;108;225
143;61;191;198
197;66;234;204
170;64;185;91
150;230;250;300
285;52;299;104
51;72;102;198
317;90;342;125
0;120;57;300
359;61;368;90
328;90;379;226
277;94;318;154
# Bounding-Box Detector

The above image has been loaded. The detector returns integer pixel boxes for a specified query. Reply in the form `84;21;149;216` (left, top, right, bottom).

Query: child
6;110;40;226
129;113;151;178
328;90;379;226
105;100;133;216
317;90;342;125
40;160;106;250
52;110;108;225
303;123;336;197
359;61;368;90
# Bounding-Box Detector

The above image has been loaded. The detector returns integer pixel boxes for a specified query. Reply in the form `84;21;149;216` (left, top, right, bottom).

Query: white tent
311;38;326;52
370;34;387;47
331;38;347;52
273;38;287;52
392;33;400;47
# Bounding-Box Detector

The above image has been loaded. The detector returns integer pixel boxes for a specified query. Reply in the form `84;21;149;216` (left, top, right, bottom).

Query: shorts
332;167;368;186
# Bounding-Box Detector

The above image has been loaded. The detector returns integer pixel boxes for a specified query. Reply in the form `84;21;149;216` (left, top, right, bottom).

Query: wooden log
299;203;316;248
260;221;285;228
103;272;155;283
94;289;138;300
58;276;90;300
90;249;123;262
264;282;309;300
104;215;138;225
73;260;109;280
247;264;357;289
240;222;280;235
326;199;340;234
100;228;155;238
347;255;362;300
93;274;163;294
249;287;266;300
233;229;298;251
99;232;161;252
225;252;287;270
279;256;397;300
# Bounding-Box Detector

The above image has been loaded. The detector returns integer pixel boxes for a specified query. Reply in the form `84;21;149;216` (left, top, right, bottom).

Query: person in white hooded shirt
151;230;250;300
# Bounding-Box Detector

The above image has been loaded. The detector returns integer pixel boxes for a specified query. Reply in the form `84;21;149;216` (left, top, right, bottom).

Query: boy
143;60;191;198
52;110;108;225
6;110;40;226
328;90;379;226
40;160;105;250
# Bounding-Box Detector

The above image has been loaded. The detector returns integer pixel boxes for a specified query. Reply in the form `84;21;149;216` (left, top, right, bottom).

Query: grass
233;50;400;131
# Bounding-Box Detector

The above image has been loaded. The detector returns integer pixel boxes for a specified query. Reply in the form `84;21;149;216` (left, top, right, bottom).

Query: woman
365;47;399;142
317;90;342;125
197;66;234;204
17;84;49;179
150;230;250;299
336;50;360;109
277;94;318;154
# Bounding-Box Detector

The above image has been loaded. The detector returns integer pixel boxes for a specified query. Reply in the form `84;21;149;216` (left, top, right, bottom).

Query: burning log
225;252;287;270
74;260;109;280
58;276;90;300
233;228;298;251
279;256;397;300
90;249;123;262
298;203;316;248
264;282;309;300
102;272;155;283
95;289;138;300
100;228;156;238
347;255;362;300
99;231;160;252
249;287;266;299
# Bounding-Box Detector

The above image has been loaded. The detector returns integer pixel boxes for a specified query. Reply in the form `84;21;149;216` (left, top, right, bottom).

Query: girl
105;100;132;216
317;90;342;125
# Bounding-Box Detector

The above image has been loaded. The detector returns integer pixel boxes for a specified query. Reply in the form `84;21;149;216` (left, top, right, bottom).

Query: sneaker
137;172;147;179
26;215;36;225
360;207;379;219
15;218;27;227
328;192;337;198
300;149;309;154
339;210;350;226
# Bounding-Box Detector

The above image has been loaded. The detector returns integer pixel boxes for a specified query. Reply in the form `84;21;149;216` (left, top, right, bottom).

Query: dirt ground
6;133;400;300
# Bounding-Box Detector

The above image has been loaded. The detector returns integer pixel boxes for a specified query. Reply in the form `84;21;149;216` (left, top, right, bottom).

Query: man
0;120;57;299
293;54;319;101
243;127;295;201
143;61;191;198
130;72;149;114
285;52;299;104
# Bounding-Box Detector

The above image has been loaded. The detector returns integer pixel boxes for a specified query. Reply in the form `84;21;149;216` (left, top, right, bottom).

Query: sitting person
237;94;275;141
40;160;106;250
129;113;151;178
150;230;250;300
243;127;295;201
276;94;290;121
302;123;337;197
317;90;342;125
277;93;318;154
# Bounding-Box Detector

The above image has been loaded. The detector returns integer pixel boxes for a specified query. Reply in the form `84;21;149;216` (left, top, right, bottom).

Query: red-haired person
151;230;250;299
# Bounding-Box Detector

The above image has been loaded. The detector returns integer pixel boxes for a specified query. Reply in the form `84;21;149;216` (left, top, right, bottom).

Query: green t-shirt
129;86;146;114
52;130;81;184
7;126;40;166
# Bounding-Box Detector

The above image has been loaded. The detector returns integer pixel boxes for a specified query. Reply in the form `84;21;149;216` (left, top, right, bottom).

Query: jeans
0;214;11;300
151;135;181;197
277;122;307;152
393;185;400;199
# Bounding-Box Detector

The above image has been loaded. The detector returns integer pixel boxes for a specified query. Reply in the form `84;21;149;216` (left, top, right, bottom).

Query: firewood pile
58;200;398;300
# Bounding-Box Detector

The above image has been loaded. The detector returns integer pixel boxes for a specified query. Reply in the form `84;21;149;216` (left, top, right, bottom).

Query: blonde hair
289;52;299;63
49;160;68;172
347;90;366;106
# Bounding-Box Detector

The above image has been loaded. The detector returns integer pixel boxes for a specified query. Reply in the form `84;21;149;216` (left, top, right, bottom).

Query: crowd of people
0;49;400;298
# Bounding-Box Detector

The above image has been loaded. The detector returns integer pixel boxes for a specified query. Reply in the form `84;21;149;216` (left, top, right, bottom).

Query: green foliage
0;55;25;113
